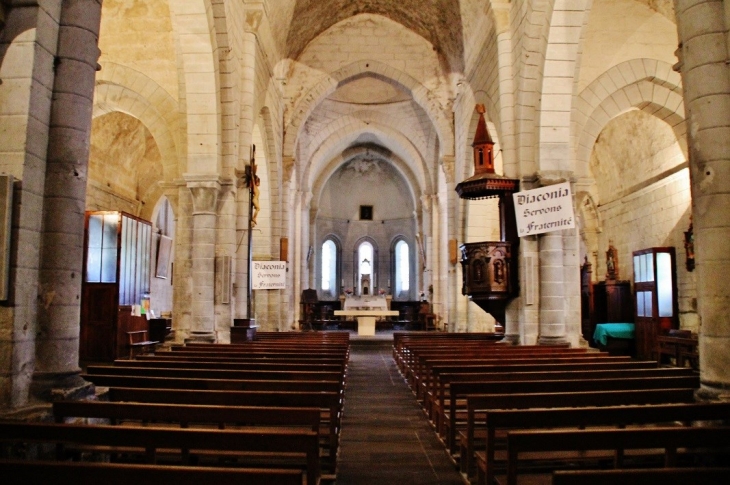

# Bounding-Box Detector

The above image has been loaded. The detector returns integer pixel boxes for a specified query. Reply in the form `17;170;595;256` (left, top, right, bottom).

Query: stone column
674;0;730;397
537;231;569;345
185;176;220;342
34;0;102;400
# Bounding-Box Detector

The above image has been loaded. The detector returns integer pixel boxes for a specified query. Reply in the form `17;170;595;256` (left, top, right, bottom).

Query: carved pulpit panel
460;241;514;298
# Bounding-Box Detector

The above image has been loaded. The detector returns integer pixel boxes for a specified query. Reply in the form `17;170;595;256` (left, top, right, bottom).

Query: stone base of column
696;383;730;402
30;371;93;403
500;333;520;345
538;335;570;346
184;332;216;344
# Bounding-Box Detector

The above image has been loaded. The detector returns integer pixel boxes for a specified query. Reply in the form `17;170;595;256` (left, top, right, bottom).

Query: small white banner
513;182;576;237
252;261;287;290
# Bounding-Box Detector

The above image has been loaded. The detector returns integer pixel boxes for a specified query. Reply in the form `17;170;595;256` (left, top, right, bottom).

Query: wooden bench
432;365;694;429
552;467;730;485
442;375;699;457
0;460;307;485
105;387;342;469
0;421;320;485
656;333;699;369
53;400;325;468
464;388;698;485
126;330;158;359
112;359;347;375
424;359;656;432
503;426;730;485
468;401;730;485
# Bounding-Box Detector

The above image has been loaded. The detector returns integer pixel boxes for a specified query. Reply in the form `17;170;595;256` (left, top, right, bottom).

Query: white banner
513;182;576;237
252;261;287;290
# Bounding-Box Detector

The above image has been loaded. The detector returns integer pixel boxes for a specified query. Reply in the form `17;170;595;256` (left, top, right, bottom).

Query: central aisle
335;340;464;484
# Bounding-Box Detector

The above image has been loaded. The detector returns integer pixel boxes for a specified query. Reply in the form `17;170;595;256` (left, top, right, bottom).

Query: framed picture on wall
156;235;172;279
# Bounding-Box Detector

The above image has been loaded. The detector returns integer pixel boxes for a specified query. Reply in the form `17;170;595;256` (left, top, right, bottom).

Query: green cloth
593;323;635;346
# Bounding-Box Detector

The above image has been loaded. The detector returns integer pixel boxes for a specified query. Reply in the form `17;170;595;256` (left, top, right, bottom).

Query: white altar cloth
334;309;398;336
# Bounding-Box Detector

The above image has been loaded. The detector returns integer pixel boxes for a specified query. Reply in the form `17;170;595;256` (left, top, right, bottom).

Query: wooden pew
468;401;730;485
85;367;344;386
105;387;342;468
0;422;320;485
463;389;698;485
503;426;730;485
552;467;730;485
430;366;697;433
427;360;662;415
82;374;342;394
410;347;595;396
0;460;307;485
53;400;321;432
133;354;346;366
442;375;700;457
117;357;348;383
409;354;631;399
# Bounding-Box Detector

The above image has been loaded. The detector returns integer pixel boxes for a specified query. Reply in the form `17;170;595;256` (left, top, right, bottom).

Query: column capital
536;170;576;187
244;4;264;34
183;173;222;214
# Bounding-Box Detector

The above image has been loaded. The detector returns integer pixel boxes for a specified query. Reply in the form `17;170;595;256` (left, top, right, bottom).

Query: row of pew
0;331;350;485
393;331;730;485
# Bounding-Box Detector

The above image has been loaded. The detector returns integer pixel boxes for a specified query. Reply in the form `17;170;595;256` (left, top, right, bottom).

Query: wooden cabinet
587;280;633;346
633;247;678;360
80;211;152;361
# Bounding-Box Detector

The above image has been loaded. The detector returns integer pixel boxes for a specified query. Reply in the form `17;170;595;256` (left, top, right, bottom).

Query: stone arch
311;143;420;220
574;60;685;177
536;0;594;172
168;0;222;174
308;126;425;215
283;60;453;162
93;64;183;183
305;114;429;192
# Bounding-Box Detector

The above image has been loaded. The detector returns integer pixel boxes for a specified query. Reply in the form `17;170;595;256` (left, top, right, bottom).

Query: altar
334;295;398;336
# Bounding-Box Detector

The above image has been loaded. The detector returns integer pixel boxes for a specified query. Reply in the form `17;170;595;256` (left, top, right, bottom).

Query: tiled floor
335;339;464;484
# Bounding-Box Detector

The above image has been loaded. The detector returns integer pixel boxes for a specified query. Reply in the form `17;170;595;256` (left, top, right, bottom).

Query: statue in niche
606;243;618;280
473;259;486;284
493;259;505;285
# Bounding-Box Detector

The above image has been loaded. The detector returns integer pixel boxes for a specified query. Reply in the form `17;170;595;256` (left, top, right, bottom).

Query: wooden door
80;283;118;361
633;248;678;360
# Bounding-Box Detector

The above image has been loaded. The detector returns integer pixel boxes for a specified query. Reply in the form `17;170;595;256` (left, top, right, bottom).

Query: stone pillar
674;0;730;396
34;0;102;400
185;176;220;342
537;231;569;345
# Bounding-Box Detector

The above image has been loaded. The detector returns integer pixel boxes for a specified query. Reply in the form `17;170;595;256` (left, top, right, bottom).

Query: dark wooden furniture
503;426;730;485
0;460;306;485
148;317;172;344
580;257;594;342
230;318;258;343
553;468;730;485
0;422;320;485
81;211;152;361
656;330;699;369
591;280;633;328
125;330;158;359
633;247;679;359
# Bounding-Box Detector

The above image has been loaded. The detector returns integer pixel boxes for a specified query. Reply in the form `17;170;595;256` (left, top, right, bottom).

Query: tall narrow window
358;241;374;294
395;240;410;295
321;239;337;294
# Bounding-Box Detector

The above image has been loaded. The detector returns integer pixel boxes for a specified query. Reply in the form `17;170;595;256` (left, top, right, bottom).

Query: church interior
1;0;730;482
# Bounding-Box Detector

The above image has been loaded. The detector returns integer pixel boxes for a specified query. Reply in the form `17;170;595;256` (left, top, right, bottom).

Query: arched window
321;239;337;296
395;239;410;295
358;241;374;295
